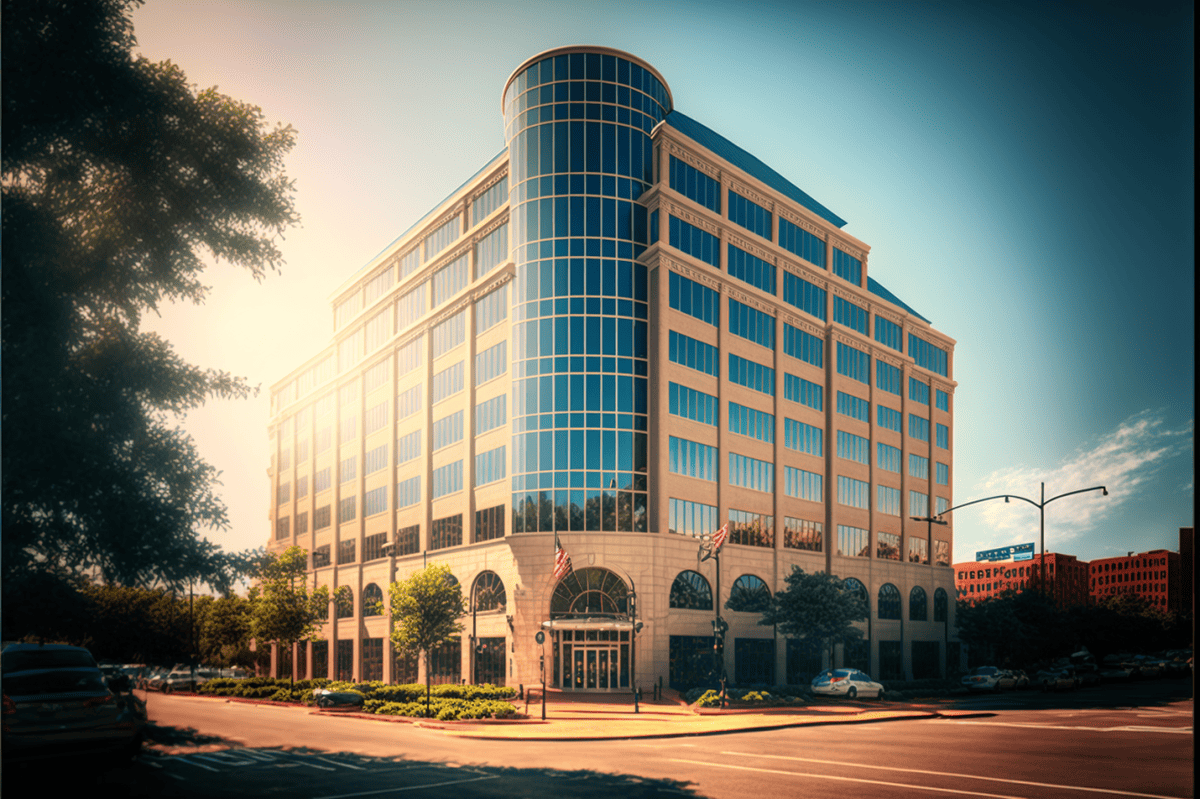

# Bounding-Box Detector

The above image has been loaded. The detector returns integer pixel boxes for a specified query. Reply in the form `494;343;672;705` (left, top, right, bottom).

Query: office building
266;46;958;690
954;552;1089;609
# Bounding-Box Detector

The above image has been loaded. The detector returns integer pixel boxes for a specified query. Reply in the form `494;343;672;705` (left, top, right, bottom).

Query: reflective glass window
728;353;775;396
728;191;772;241
838;525;870;558
837;476;870;509
783;373;822;411
835;341;870;384
669;216;719;268
727;244;776;295
669;156;720;213
833;295;867;335
784;466;822;502
783;418;822;457
877;442;901;472
782;271;826;321
836;431;869;464
875;361;901;395
875;315;902;351
832;248;862;284
779;218;825;267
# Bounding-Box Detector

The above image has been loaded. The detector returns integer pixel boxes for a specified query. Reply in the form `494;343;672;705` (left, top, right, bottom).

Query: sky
130;0;1194;570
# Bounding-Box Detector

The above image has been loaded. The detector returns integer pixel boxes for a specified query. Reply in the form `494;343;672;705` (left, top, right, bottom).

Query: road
4;681;1191;799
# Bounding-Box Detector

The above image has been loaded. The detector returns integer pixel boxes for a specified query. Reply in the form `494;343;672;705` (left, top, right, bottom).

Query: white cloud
969;410;1192;550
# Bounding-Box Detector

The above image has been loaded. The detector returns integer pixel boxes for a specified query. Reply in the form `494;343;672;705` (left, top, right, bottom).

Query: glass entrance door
556;629;632;691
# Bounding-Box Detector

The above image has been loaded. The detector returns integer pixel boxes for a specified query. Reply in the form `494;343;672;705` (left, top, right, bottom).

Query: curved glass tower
503;47;672;534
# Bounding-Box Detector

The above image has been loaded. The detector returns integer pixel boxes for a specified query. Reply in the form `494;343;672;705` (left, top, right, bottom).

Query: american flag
711;522;729;553
553;533;573;581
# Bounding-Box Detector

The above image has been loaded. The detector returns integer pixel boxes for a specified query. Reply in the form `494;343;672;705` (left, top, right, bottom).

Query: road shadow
947;677;1192;711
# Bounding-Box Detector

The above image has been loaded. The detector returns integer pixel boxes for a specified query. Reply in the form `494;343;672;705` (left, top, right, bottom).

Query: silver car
811;668;886;700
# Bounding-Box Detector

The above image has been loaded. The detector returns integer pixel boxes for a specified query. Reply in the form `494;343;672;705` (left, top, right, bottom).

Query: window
908;537;929;564
784;466;822;502
936;389;950;412
475;445;506;486
877;531;901;560
338;540;357;569
728;353;774;395
432;461;463;499
728;574;771;612
783;323;823;367
364;486;388;516
784;374;822;411
396;476;421;508
471;175;507;226
670;570;714;610
837;431;869;464
837;476;870;509
874;316;902;351
314;505;331;531
909;414;929;442
877;404;901;432
832;248;862;284
338;496;356;524
364;360;390;394
833;296;867;335
432;361;464;403
728;452;774;493
784;418;822;456
475;284;508;334
294;511;308;535
339;456;356;484
668;498;718;538
668;436;717;481
782;271;825;320
431;514;463;550
275;516;290;540
365;444;388;475
337;328;364;372
312;545;331;569
425;216;460;262
314;467;331;493
836;391;868;422
779;217;825;268
728;191;772;241
475;223;508;277
909;454;930;480
878;584;901;619
835;341;869;384
475;341;507;386
729;402;774;443
936;496;949;514
668;330;718;376
728;299;775;350
729;508;774;548
934;587;948;622
278;448;291;471
909;334;949;376
335;292;362;331
474;505;505;543
433;410;464;450
669;382;718;426
877;485;901;516
936;462;950;485
363;532;387;562
669;216;719;267
365;401;388;435
365;308;391;353
877;442;901;472
837;525;869;557
397;283;427;333
475;394;507;434
668;271;719;326
396;384;422;420
784;517;823;551
339;415;357;444
669;156;720;213
432;309;466;358
396;430;421;465
936;423;949;449
277;482;290;505
727;243;776;295
909;377;930;405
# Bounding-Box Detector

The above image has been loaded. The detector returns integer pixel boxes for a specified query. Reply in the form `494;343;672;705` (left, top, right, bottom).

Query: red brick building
1089;547;1184;613
955;552;1089;609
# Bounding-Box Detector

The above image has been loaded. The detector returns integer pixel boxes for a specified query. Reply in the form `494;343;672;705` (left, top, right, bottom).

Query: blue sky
133;0;1193;566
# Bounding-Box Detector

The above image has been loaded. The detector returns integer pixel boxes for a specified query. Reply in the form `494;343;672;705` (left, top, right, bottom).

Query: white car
961;666;1003;692
811;668;886;700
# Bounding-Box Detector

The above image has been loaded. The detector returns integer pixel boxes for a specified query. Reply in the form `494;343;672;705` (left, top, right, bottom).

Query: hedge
195;677;517;717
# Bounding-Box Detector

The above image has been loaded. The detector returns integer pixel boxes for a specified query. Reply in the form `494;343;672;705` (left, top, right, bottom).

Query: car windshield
2;648;97;674
833;669;853;678
4;668;108;697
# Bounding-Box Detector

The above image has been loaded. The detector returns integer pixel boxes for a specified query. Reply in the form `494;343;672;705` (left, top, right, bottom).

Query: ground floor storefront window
734;638;775;686
786;637;823;684
429;638;462;685
668;635;716;690
912;640;939;679
879;640;902;680
362;638;383;682
473;637;506;686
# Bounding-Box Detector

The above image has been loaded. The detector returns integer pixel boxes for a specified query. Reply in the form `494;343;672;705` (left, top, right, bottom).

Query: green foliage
759;567;867;666
955;590;1073;665
1;0;297;608
249;547;330;675
387;564;466;715
694;690;723;707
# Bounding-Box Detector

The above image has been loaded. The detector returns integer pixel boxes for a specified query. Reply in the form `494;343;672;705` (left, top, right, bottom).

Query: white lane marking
669;759;1024;799
947;720;1192;734
314;773;499;798
317;755;366;770
720;751;1187;799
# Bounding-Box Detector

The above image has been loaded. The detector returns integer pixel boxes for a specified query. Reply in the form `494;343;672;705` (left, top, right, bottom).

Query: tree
198;595;254;669
388;565;465;717
757;567;868;670
1;0;298;613
249;547;329;686
955;590;1072;666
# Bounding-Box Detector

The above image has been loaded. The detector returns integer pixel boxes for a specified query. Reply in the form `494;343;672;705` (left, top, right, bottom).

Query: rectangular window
668;330;718;377
669;155;720;213
936;389;950;412
783;373;823;411
338;495;356;524
877;404;902;432
784;418;823;457
335;292;362;331
729;402;774;443
364;401;388;435
668;271;719;327
909;377;930;405
316;427;332;453
784;466;823;502
394;524;420;556
364;308;391;353
668;382;718;426
729;508;774;548
424;216;459;262
833;295;868;335
728;298;775;349
728;353;775;396
909;453;930;480
338;539;356;565
397;283;427;333
277;482;291;505
396;475;421;508
909;333;949;376
669;216;719;267
295;474;309;499
364;360;390;394
910;490;930;518
667;436;718;481
432;410;464;450
339;456;356;484
397;384;423;420
877;442;901;472
275;516;290;540
837;475;870;509
364;267;395;307
314;467;331;493
908;536;929;564
837;524;869;557
727;243;776;295
474;284;508;334
363;531;387;562
668;497;718;537
337;328;364;372
835;341;870;384
430;514;462;551
936;462;950;486
475;222;508;277
783;323;823;367
836;431;869;464
432;309;466;358
432;460;463;499
728;452;774;492
339;415;357;444
474;504;506;542
474;445;506;486
365;444;388;475
432;252;469;306
877;485;901;516
832;248;862;284
877;531;901;560
936;496;950;514
432;361;464;404
783;516;823;551
936;423;949;449
782;271;826;320
364;486;388;517
314;505;331;531
874;316;902;351
836;391;869;422
779;218;825;268
909;413;930;442
397;335;423;376
876;360;901;395
475;394;507;435
475;341;507;385
471;176;508;226
728;190;772;240
294;511;308;535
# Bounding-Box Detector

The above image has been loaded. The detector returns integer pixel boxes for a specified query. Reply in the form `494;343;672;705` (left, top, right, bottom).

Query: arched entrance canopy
543;567;633;691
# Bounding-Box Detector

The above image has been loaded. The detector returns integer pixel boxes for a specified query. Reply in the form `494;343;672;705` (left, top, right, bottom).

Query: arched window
472;571;506;613
843;577;868;611
909;586;927;621
550;568;629;617
933;587;948;622
669;570;713;610
362;583;383;616
878;583;901;620
728;574;771;613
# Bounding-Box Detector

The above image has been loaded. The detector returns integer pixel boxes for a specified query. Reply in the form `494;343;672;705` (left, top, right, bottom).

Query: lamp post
936;482;1108;599
698;534;727;708
910;514;948;565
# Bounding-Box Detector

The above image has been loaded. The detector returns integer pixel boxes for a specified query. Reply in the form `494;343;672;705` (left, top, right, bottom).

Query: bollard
519;683;524;700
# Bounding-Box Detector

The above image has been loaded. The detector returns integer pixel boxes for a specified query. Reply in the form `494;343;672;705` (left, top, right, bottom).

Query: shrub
694;690;723;708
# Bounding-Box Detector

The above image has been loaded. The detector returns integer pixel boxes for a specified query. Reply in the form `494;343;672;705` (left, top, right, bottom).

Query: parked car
961;666;1004;692
1160;652;1191;677
160;669;217;693
1036;667;1076;691
1;643;146;762
217;667;250;679
811;669;886;700
1131;655;1164;679
140;668;170;691
1073;663;1102;687
1008;669;1032;690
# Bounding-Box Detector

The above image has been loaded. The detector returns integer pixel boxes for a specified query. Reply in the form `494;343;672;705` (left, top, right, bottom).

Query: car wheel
164;684;172;694
847;686;857;699
877;689;885;702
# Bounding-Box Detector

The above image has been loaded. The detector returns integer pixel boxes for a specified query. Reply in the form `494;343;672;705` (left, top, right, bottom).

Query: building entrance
544;567;636;692
559;629;630;691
